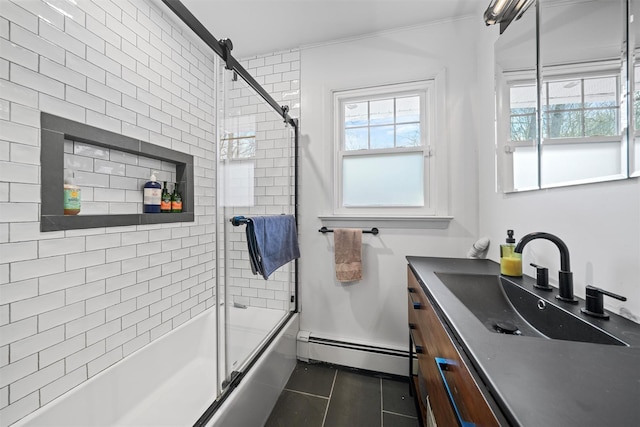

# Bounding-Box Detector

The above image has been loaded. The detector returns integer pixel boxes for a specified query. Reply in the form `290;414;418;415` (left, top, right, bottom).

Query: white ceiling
179;0;486;58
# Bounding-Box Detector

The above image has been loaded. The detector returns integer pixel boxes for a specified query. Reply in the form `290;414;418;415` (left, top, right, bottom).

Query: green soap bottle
171;182;182;213
161;181;172;213
500;230;522;276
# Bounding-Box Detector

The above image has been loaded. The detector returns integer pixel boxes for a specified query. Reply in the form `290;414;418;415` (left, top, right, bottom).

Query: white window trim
330;74;449;219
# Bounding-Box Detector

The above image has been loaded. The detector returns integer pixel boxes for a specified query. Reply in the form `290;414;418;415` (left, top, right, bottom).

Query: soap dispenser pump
500;230;522;276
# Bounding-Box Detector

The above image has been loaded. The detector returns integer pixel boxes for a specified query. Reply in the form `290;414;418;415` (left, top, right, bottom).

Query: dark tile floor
265;361;419;427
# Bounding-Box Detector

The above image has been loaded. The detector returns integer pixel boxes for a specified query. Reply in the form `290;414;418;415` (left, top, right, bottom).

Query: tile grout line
283;388;330;400
382;409;418;419
320;369;338;427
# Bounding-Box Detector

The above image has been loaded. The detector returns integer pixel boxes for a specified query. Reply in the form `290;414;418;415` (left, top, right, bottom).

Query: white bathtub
14;306;295;427
225;305;289;373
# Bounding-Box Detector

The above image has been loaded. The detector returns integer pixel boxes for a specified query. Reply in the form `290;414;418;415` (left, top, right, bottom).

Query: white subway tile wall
0;0;216;424
220;51;300;310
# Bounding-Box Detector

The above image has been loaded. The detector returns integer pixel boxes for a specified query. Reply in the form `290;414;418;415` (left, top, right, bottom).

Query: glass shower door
216;67;297;392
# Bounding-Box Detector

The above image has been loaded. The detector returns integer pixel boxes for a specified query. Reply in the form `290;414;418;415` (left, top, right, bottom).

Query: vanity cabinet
408;267;501;427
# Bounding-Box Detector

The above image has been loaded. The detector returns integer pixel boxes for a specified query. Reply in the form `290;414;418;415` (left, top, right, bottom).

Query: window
542;76;619;139
499;64;627;192
220;115;257;160
333;80;446;217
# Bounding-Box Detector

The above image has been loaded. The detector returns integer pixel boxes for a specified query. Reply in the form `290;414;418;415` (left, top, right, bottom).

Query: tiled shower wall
0;1;216;424
221;50;300;310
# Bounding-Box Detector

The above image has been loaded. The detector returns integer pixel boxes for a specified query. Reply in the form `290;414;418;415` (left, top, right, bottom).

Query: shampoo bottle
500;230;522;276
143;174;162;213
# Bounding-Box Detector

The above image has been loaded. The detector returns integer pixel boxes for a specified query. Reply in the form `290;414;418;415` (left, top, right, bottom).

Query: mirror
494;1;538;192
539;0;627;188
495;0;632;192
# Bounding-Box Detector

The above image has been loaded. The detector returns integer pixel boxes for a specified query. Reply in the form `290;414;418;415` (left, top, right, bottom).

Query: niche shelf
40;113;194;232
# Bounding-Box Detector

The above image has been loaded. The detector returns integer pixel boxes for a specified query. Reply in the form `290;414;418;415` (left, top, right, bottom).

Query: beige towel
334;228;362;282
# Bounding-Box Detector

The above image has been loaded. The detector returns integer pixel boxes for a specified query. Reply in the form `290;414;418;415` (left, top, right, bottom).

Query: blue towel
246;215;300;280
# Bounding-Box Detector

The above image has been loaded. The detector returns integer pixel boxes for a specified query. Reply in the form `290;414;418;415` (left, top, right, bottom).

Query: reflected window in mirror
540;66;625;188
494;0;538;193
507;80;539;191
496;0;632;192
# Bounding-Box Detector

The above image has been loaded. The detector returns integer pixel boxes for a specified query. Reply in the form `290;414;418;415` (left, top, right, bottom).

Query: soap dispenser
143;173;162;213
500;230;522;276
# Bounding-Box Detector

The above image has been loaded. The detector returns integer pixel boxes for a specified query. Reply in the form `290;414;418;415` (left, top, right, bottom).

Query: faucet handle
530;263;552;291
580;285;627;320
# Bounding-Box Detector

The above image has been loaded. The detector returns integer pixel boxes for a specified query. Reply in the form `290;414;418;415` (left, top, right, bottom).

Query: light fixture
484;0;535;34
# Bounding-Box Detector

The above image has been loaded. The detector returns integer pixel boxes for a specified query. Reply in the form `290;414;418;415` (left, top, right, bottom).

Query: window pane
235;138;256;158
510;85;537;110
544;110;582;138
513;146;538;190
547;80;581;110
584;108;617;136
510;85;537;142
584;77;616;108
345;102;368;127
396;124;421;147
343;152;424;206
345;127;368;150
370;125;395;149
511;114;536;141
396;96;420;123
219;139;229;159
370;99;394;125
541;142;622;187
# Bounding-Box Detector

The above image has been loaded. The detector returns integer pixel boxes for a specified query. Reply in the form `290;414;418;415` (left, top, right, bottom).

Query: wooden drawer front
408;267;500;427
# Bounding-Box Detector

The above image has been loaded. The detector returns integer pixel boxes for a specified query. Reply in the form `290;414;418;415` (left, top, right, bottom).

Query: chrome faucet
514;232;578;304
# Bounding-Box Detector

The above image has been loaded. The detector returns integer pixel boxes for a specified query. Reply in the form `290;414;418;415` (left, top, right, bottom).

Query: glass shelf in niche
41;113;194;232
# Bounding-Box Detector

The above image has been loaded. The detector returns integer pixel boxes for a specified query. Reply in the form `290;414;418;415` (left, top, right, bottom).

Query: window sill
317;215;453;230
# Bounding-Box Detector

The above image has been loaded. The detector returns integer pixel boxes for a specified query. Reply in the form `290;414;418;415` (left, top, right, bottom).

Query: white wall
0;1;217;424
298;16;484;351
477;21;640;322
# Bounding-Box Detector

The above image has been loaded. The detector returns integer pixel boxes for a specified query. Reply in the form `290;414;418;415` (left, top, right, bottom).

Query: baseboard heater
308;336;408;357
298;332;410;376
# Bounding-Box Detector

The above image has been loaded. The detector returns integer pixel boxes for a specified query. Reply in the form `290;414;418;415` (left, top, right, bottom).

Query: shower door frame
160;1;299;426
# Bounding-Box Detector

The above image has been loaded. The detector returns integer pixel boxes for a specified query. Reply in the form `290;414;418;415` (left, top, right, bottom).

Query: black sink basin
434;272;628;346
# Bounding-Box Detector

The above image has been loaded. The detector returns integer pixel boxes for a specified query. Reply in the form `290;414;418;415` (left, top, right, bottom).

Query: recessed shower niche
40;113;194;231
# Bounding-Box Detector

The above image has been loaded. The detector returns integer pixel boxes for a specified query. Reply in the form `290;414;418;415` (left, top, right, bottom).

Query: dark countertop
407;256;640;427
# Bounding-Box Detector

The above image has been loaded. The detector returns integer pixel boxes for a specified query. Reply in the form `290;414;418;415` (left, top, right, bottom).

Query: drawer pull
408;287;416;293
409;323;416;329
436;357;476;427
415;345;424;354
413;301;422;310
